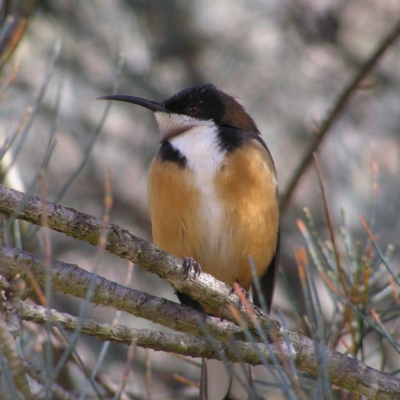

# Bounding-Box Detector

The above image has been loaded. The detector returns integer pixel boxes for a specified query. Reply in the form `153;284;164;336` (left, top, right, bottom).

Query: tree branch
280;18;400;212
20;301;268;363
19;299;400;400
0;245;244;343
0;183;279;328
0;184;400;399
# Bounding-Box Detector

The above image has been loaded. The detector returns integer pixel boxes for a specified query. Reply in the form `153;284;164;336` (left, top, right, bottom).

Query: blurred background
1;0;400;398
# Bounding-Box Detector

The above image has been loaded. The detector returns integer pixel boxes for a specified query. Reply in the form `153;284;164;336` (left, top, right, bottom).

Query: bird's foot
182;257;201;280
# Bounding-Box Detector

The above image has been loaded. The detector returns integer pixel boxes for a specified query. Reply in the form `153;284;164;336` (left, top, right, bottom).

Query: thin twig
280;19;400;212
22;360;78;400
0;311;31;397
313;155;342;285
19;299;400;400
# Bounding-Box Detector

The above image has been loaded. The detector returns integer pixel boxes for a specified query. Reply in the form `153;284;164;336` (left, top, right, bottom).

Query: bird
99;84;280;400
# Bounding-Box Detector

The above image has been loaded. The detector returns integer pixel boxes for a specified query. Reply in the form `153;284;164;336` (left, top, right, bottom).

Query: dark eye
186;104;200;116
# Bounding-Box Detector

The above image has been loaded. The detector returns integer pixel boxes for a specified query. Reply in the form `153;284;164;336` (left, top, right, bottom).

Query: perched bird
100;84;280;400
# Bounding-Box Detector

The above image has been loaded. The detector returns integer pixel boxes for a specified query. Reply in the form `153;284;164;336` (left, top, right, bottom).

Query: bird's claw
182;257;201;280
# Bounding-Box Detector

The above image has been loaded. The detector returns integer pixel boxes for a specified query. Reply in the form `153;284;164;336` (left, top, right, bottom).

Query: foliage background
1;0;400;398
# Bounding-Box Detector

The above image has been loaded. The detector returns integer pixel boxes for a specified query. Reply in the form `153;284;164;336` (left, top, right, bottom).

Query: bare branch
0;244;244;342
280;18;400;212
19;299;400;400
20;301;250;361
0;184;399;398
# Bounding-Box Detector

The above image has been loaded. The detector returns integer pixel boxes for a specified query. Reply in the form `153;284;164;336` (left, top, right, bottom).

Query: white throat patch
156;112;227;247
155;112;226;175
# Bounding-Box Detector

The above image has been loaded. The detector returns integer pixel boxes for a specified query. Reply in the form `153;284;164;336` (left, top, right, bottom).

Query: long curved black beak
98;95;167;112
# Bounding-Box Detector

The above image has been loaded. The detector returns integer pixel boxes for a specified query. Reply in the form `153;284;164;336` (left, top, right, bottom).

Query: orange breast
148;139;279;293
148;158;204;260
213;139;279;290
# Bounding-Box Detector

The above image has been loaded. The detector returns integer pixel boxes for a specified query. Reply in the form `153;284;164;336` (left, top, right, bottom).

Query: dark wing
252;231;280;312
250;133;280;313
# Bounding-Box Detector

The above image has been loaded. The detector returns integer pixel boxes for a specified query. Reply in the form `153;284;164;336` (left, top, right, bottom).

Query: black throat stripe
158;141;187;167
217;126;244;152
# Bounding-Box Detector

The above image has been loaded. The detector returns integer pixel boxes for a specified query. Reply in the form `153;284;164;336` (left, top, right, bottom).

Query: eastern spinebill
100;84;280;400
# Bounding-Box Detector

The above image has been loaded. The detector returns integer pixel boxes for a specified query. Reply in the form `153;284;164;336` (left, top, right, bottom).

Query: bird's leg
231;280;251;308
182;257;202;280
